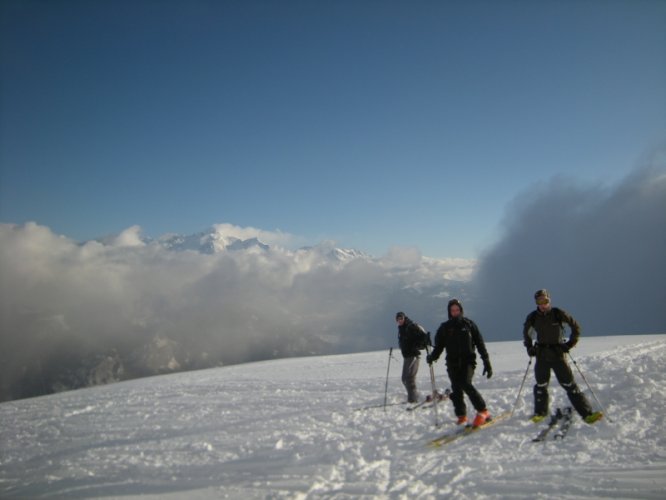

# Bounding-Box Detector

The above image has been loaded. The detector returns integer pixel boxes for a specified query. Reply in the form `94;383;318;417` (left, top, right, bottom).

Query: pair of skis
427;406;575;448
353;401;409;411
532;407;573;442
427;410;511;447
355;389;451;413
406;388;452;412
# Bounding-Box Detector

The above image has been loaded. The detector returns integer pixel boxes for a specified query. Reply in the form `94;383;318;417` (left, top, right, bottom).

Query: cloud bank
0;223;472;401
3;158;663;401
470;160;666;341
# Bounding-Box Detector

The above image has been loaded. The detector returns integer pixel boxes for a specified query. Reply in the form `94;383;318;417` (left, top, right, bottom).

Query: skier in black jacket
427;299;493;427
396;311;429;403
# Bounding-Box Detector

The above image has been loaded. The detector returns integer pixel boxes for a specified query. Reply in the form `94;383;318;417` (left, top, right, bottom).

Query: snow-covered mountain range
157;230;271;254
102;225;370;263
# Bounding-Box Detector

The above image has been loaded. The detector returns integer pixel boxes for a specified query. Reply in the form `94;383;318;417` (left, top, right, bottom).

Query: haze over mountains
0;223;470;402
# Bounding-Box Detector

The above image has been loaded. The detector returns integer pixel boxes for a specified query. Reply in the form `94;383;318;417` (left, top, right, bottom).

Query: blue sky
1;0;664;258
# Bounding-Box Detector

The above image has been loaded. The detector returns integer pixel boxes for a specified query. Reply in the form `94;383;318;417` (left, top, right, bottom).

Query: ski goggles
535;297;550;305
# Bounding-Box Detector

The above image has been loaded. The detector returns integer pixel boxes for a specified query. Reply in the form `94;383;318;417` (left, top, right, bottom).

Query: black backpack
415;324;431;350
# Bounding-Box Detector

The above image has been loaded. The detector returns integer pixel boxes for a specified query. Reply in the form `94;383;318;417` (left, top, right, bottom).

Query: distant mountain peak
153;228;369;261
157;228;269;254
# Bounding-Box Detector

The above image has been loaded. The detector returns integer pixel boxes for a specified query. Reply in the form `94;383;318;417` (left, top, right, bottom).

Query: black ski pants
447;363;486;417
534;347;593;418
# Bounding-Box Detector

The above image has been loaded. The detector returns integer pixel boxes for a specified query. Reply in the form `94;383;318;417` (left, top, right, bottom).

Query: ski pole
568;352;612;422
510;357;532;418
425;345;440;427
383;347;393;412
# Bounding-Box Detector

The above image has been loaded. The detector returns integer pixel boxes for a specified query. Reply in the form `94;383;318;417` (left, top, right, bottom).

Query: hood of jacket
447;298;464;319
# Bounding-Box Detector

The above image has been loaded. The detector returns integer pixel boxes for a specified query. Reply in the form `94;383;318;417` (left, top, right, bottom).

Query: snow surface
1;334;665;499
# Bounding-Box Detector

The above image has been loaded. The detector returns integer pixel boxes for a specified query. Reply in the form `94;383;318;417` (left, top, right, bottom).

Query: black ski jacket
430;316;489;368
398;317;428;358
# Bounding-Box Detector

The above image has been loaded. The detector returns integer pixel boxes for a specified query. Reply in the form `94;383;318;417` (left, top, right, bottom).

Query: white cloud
0;221;472;400
211;223;296;248
381;246;422;268
111;225;145;247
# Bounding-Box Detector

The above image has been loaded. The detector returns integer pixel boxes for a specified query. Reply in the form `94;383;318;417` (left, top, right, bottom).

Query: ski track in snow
1;335;665;499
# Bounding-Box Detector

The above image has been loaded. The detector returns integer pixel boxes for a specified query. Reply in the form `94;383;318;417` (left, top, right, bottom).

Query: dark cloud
470;159;666;341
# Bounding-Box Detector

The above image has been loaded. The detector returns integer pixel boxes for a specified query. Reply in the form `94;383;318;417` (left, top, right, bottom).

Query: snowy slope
1;335;665;499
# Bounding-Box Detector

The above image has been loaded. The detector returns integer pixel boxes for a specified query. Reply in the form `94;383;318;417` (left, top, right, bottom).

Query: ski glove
426;354;434;365
482;359;492;379
561;340;576;353
526;345;537;357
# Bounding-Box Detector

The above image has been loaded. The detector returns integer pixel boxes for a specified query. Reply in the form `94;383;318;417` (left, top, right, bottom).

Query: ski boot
584;411;603;424
472;410;490;428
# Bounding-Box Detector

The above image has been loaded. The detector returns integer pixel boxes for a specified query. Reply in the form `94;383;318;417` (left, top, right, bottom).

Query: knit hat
534;289;550;303
396;311;406;320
